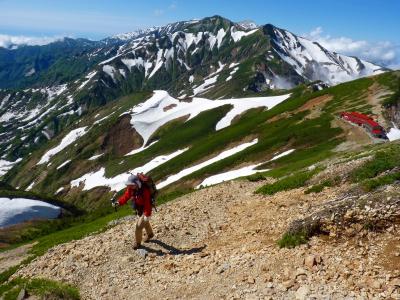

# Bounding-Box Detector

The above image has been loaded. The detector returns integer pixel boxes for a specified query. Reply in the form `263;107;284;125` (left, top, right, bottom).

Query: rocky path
0;242;35;273
15;180;400;299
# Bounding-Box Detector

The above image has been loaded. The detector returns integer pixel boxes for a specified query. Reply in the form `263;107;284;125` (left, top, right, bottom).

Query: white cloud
153;9;164;17
169;1;177;10
305;27;400;69
0;34;64;48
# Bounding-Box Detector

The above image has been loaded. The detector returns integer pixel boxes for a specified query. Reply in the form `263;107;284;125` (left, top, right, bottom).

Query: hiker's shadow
140;239;206;256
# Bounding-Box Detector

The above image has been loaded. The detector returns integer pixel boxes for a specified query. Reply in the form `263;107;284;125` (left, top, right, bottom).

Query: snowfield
196;149;295;188
387;125;400;141
128;90;291;146
37;127;87;165
70;148;188;192
230;27;258;42
157;139;259;189
272;27;384;85
0;197;60;228
88;153;104;161
196;163;270;189
0;158;22;177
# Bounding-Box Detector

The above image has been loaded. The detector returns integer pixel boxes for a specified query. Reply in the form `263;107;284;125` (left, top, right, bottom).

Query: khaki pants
135;215;154;245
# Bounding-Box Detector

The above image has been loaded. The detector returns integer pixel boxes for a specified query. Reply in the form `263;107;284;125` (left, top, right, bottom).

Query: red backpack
136;173;158;209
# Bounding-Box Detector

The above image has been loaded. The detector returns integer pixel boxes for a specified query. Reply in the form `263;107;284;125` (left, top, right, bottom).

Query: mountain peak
236;20;258;30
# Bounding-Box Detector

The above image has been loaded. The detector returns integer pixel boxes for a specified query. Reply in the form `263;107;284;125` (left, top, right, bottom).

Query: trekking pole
110;192;118;212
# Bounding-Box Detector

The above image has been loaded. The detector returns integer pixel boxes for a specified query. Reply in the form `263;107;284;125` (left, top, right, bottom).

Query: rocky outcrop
287;184;400;239
387;102;400;128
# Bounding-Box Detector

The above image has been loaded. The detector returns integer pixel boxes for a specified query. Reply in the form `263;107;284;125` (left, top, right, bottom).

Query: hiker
115;174;154;249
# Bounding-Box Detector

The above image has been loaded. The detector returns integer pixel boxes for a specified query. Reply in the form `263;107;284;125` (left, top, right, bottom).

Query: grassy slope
6;72;400;210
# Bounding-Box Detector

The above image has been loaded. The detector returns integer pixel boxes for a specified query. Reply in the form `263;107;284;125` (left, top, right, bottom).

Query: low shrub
351;148;400;182
256;170;316;195
277;231;307;248
361;171;400;191
246;173;266;182
304;179;333;194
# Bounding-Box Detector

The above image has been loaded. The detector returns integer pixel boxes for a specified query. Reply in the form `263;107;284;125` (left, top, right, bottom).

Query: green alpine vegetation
5;71;399;214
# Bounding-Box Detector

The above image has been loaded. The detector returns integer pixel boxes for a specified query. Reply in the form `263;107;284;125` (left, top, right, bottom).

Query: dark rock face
387;103;400;127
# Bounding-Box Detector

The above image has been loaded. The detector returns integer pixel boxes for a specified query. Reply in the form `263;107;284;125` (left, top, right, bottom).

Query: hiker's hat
125;174;141;188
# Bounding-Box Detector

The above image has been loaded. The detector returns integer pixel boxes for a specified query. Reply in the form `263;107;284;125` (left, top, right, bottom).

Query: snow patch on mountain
215;94;290;130
270;149;296;161
230;27;258;42
196;163;269;188
157;139;259;189
226;66;239;81
0;111;18;122
216;28;226;48
0;159;22;177
78;71;97;90
207;61;225;78
37;127;87;165
237;21;258;30
45;84;68;100
121;57;145;70
193;74;219;95
56;159;71;170
196;149;295;188
387;124;400;141
0;94;11;110
103;65;117;82
128;91;290;146
148;49;164;78
271;27;385;85
88;153;104;161
71;148;188;191
124;140;158;157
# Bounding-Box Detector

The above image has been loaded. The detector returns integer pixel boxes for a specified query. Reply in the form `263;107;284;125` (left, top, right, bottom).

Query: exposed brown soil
367;82;393;127
380;235;400;273
163;104;177;112
101;114;143;156
267;94;333;123
296;94;333;118
332;117;372;152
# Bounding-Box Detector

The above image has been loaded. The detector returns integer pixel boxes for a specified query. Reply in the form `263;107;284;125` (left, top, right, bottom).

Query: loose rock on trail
14;177;400;299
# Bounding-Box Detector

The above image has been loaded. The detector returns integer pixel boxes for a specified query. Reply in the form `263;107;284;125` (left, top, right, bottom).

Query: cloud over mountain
305;27;399;70
0;34;64;48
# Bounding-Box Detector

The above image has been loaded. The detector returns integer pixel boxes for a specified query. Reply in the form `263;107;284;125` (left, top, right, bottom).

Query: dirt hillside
14;163;400;299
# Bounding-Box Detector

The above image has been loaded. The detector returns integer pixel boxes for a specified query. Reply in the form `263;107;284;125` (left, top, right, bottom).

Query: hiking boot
144;233;154;243
133;242;141;250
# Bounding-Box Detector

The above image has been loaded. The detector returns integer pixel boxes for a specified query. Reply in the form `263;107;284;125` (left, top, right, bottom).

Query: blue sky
0;0;399;68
